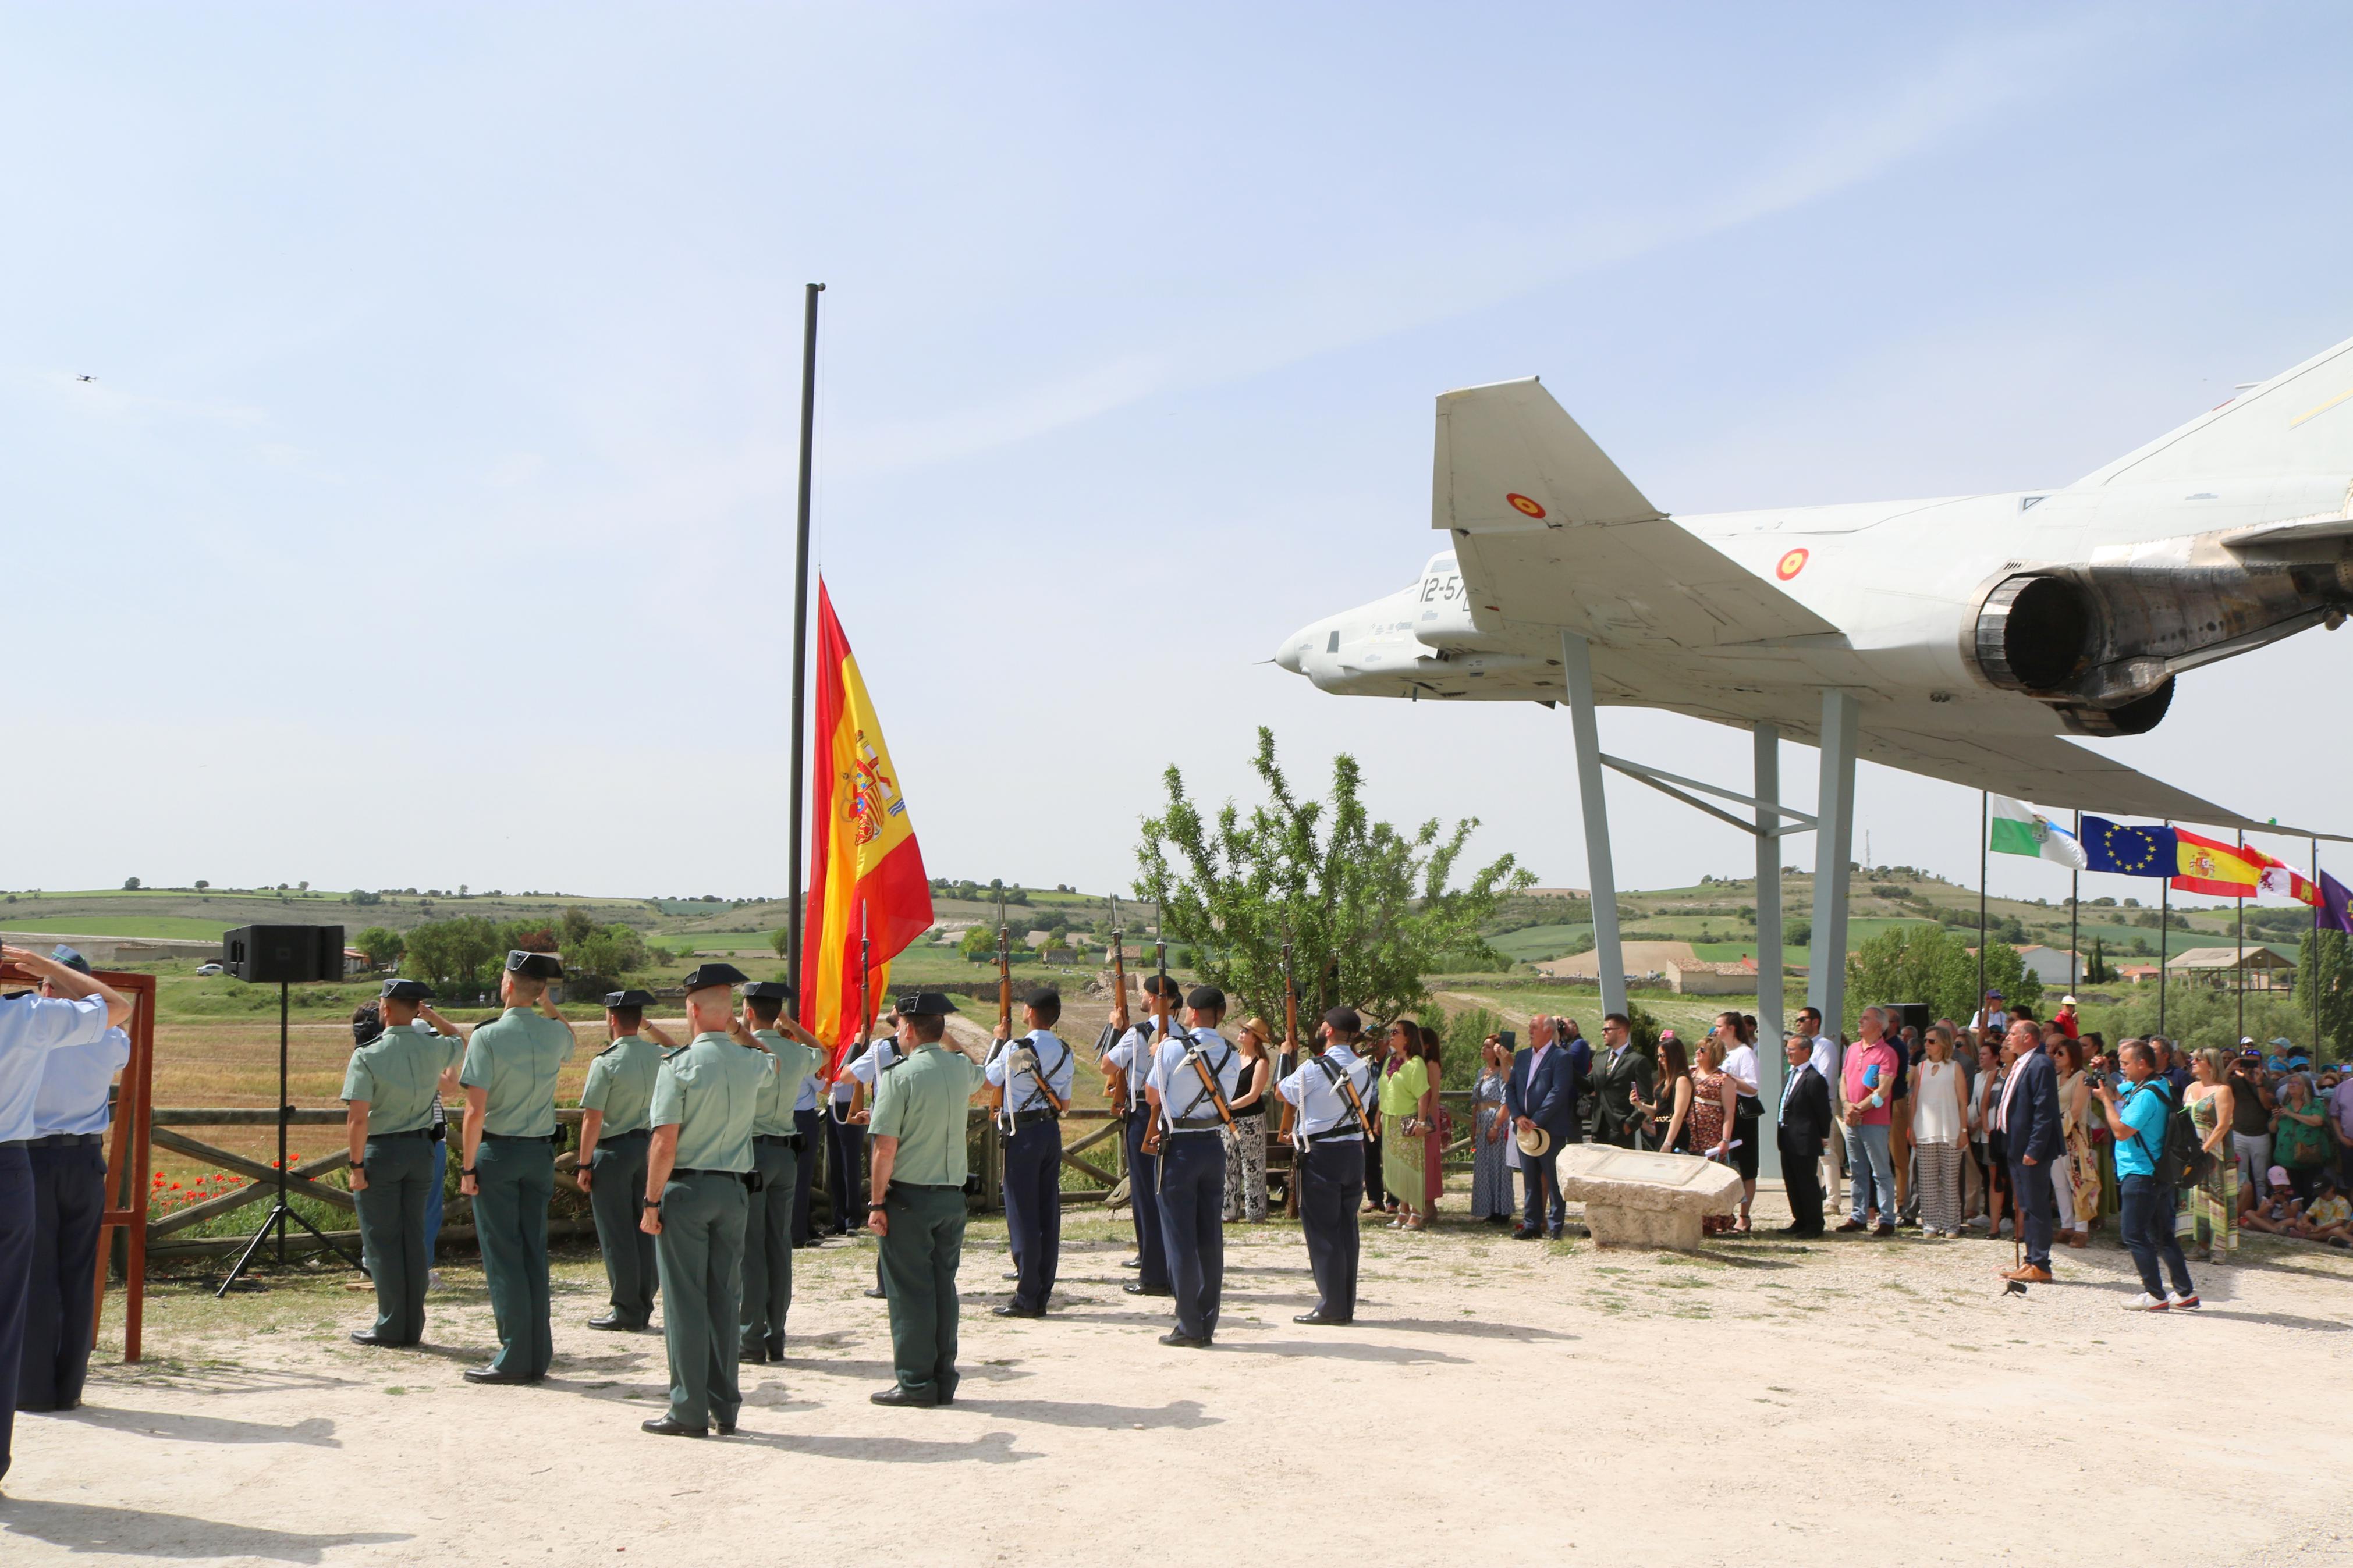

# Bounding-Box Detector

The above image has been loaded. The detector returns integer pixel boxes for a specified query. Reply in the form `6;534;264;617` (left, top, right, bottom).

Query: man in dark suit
1506;1018;1581;1239
1994;1019;2063;1282
1588;1013;1654;1149
1556;1018;1593;1131
1774;1031;1833;1236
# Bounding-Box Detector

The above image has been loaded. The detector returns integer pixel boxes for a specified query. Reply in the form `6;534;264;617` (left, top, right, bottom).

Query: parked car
196;962;225;976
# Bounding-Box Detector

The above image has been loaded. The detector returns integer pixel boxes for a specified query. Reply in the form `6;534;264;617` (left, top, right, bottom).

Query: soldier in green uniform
343;979;463;1349
867;991;985;1409
739;979;826;1365
576;988;673;1332
639;962;771;1438
457;951;577;1384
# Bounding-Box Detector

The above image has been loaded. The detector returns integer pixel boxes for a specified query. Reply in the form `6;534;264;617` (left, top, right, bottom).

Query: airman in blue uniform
1145;986;1244;1349
986;986;1073;1318
1275;1006;1376;1327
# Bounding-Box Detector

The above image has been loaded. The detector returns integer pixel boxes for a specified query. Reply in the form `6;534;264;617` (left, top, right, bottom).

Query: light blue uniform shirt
0;994;113;1143
460;1008;577;1138
985;1029;1074;1116
1147;1026;1244;1129
33;1026;132;1138
1276;1043;1375;1140
793;1065;819;1113
1103;1021;1166;1109
843;1039;899;1100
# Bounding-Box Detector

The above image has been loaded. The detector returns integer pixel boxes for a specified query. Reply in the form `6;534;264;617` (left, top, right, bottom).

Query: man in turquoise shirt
576;989;672;1332
739;980;825;1366
457;951;576;1384
344;978;464;1349
639;963;771;1438
868;992;985;1409
2096;1040;2198;1311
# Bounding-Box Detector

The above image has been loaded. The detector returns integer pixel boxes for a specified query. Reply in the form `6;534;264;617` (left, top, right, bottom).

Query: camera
1499;1029;1516;1048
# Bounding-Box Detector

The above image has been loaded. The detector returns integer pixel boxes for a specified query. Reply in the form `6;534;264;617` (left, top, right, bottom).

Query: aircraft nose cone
1273;634;1304;674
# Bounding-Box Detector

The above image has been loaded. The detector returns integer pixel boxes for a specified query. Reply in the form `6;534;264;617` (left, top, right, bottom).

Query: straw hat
1241;1015;1275;1045
1514;1125;1553;1158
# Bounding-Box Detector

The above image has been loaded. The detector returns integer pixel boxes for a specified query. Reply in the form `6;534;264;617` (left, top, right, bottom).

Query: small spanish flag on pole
799;579;934;1056
2170;827;2262;897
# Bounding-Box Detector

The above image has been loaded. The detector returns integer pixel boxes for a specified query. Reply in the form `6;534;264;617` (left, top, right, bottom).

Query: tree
402;916;499;995
1138;726;1531;1027
350;888;381;905
569;922;651;994
1846;922;2043;1025
194;880;209;891
959;926;995;963
353;926;406;970
770;927;790;959
2085;936;2110;985
122;877;141;890
2297;928;2351;1059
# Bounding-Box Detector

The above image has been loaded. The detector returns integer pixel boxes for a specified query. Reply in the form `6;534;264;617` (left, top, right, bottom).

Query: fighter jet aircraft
1275;334;2353;832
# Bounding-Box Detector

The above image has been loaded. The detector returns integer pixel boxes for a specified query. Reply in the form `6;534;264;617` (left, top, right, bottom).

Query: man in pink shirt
1834;1006;1903;1236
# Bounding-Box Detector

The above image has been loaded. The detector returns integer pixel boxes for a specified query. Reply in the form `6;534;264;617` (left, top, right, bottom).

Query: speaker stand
216;981;367;1295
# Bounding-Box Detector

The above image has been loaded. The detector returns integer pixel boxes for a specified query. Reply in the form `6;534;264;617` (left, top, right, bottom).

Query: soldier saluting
866;992;984;1407
1275;1006;1377;1327
344;978;463;1349
457;951;576;1385
739;979;825;1364
638;963;770;1438
574;989;672;1332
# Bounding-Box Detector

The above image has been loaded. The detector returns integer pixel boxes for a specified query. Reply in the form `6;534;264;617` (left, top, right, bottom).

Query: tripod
217;980;367;1295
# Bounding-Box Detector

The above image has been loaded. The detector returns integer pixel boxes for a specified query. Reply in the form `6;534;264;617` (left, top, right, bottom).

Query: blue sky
6;4;2350;911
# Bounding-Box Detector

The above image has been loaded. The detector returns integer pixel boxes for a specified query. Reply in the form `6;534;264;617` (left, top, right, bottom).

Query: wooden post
81;969;156;1363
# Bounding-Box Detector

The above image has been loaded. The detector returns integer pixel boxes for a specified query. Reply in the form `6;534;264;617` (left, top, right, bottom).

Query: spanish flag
799;579;934;1054
2171;827;2261;897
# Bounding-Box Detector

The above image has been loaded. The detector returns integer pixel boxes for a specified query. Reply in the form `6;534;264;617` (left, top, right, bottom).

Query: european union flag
2081;817;2177;877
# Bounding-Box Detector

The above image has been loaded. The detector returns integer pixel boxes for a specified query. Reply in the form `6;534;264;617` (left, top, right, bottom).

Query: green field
1488;923;1593;962
0;915;236;940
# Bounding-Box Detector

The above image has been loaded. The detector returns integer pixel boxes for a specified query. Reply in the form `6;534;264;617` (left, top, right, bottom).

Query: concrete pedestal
1555;1145;1741;1251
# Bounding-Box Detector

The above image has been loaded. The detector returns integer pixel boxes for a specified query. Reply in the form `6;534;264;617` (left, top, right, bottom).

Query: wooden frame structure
0;962;156;1364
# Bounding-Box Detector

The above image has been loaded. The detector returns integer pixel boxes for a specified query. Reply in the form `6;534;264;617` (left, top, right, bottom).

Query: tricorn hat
741;980;796;1003
505;951;563;982
380;977;434;1002
604;989;657;1009
681;962;750;993
894;991;961;1018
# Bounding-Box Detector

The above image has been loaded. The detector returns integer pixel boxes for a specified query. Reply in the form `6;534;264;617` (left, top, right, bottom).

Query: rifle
1102;896;1131;1114
986;888;1012;1119
1279;936;1301;1218
1141;940;1173;1155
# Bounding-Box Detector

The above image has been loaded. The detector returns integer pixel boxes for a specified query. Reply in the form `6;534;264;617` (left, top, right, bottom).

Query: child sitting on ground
2292;1172;2350;1246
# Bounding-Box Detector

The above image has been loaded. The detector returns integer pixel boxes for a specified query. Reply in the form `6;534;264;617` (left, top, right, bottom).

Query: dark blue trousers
791;1109;822;1243
1521;1140;1565;1232
0;1143;36;1482
2011;1157;2056;1270
826;1115;865;1234
1123;1108;1169;1289
2121;1174;2194;1299
1154;1134;1225;1342
1299;1139;1363;1321
22;1141;107;1414
1002;1120;1061;1312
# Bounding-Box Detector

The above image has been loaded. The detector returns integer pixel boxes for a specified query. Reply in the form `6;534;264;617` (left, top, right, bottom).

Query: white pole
1560;631;1625;1021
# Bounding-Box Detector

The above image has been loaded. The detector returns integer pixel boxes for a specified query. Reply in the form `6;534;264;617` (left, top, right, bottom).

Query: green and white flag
1988;795;2087;870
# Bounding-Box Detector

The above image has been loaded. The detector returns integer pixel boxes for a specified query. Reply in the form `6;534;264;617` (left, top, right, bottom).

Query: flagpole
786;281;826;994
2235;835;2246;1046
2159;820;2171;1040
2315;836;2324;1058
1976;792;1988;1018
2070;809;2081;995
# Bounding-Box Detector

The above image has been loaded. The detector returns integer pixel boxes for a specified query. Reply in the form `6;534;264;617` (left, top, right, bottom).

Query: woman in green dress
2183;1047;2238;1263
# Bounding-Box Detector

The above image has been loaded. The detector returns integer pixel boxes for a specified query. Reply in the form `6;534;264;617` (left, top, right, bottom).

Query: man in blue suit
1993;1019;2063;1282
1506;1016;1584;1240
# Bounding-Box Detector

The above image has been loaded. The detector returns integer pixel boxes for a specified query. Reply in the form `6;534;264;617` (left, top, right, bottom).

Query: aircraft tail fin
2077;333;2353;487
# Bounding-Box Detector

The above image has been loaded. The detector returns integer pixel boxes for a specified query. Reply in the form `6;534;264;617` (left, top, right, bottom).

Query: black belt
754;1133;803;1149
27;1133;105;1147
1172;1115;1224;1131
1301;1129;1364;1147
889;1182;960;1193
1008;1109;1057;1128
369;1128;434;1141
674;1167;754;1183
598;1127;650;1142
482;1132;558;1144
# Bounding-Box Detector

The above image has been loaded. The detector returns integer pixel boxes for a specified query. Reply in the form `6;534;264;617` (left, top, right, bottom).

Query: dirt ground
7;1175;2350;1568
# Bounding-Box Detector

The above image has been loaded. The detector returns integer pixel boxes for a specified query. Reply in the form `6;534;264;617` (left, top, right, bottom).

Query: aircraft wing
1854;721;2344;840
1435;378;1840;649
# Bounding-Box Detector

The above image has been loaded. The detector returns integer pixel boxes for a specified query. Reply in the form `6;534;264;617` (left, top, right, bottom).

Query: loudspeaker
1887;1001;1934;1040
224;925;346;984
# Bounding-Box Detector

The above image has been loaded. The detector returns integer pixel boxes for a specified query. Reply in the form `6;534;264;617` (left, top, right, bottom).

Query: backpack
2132;1085;2211;1191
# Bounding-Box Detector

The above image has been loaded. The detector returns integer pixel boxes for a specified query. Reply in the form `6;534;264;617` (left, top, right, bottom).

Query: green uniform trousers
474;1136;555;1378
587;1131;656;1327
353;1135;436;1345
656;1170;748;1429
739;1138;797;1356
878;1183;966;1403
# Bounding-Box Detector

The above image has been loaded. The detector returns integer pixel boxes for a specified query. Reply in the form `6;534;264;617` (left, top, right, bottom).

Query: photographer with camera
2093;1039;2198;1312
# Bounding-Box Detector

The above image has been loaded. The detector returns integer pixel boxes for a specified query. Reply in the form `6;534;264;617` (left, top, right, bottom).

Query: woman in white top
1910;1023;1971;1236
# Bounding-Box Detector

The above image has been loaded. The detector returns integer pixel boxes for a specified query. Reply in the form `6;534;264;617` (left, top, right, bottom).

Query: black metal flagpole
2315;837;2324;1058
1976;792;1988;1018
2159;821;2171;1041
2070;809;2081;994
786;282;825;995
